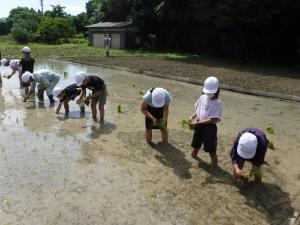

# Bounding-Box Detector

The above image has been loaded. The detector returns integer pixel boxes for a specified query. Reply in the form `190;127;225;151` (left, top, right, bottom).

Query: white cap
22;46;31;53
21;71;33;83
9;60;18;68
203;76;219;94
75;72;86;86
237;132;258;159
152;88;166;107
1;58;7;66
53;87;63;97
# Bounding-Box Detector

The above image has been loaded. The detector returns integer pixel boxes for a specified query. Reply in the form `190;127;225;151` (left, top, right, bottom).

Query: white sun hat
152;88;166;108
21;71;33;83
53;87;63;97
203;76;219;94
9;60;18;68
75;72;86;86
237;132;258;159
22;46;31;53
1;58;7;66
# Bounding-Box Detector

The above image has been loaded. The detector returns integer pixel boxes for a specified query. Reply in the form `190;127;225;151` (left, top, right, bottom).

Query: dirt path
61;56;300;97
0;59;299;225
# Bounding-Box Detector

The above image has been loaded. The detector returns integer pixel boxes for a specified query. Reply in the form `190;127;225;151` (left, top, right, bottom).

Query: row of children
1;47;268;184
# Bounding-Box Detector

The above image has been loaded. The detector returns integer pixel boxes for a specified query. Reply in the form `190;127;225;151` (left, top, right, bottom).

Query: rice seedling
117;104;122;113
268;141;275;150
266;124;275;134
139;90;144;95
180;119;195;130
63;71;68;78
16;117;19;123
132;84;135;87
250;168;263;179
149;119;168;131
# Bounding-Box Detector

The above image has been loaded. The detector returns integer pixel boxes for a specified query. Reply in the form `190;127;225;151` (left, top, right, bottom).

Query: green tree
7;7;40;32
11;26;31;43
44;5;68;18
38;17;76;44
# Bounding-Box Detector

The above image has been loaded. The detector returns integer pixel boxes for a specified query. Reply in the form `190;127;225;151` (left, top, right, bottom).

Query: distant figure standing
19;46;35;95
104;34;111;57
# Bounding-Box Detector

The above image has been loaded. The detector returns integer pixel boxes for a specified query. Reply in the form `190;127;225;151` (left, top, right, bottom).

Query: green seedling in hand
268;141;275;150
117;104;122;113
250;168;263;179
159;119;168;131
63;71;68;78
180;119;195;130
266;124;275;134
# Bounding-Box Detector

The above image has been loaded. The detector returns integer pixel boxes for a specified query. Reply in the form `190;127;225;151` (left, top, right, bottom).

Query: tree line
1;0;299;61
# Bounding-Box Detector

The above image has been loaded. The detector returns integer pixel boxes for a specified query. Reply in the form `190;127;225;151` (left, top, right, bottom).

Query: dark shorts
91;84;107;105
145;105;164;129
191;124;217;153
22;81;30;87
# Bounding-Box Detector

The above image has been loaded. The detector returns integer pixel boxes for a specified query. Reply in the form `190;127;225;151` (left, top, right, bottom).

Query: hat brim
203;87;218;94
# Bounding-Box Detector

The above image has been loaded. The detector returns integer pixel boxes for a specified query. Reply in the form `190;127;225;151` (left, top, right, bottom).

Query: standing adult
22;69;60;103
19;47;35;95
104;34;111;57
141;87;172;144
230;128;269;183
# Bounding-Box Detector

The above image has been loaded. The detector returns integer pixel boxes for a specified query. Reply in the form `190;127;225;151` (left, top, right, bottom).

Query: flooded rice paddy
0;59;300;225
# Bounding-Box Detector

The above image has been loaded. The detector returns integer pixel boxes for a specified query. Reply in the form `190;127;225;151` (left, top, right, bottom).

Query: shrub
38;17;75;44
10;26;31;43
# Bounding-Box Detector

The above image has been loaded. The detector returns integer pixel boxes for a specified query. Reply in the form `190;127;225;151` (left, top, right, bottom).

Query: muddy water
0;59;300;225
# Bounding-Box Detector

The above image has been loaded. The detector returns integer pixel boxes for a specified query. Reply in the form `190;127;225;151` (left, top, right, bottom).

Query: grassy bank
0;35;191;60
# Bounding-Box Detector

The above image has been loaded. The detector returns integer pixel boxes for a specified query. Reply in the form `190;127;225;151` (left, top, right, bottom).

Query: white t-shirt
195;94;222;121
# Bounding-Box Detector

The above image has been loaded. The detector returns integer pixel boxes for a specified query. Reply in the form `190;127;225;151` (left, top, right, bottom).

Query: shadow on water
151;143;192;179
56;111;90;121
197;158;294;225
86;122;117;139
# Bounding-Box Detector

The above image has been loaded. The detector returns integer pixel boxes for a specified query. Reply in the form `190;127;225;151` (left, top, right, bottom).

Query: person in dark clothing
75;72;107;123
53;84;84;114
19;46;35;95
230;128;269;183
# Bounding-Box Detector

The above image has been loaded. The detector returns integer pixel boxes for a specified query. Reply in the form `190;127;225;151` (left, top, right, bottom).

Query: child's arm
76;88;86;103
7;69;17;79
141;101;158;125
188;112;197;122
56;102;63;114
193;117;220;125
87;90;101;100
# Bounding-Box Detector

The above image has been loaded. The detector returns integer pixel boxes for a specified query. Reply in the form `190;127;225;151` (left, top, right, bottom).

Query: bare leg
146;128;152;144
25;87;29;96
91;101;97;121
209;152;218;166
98;103;105;124
191;148;200;159
160;128;168;144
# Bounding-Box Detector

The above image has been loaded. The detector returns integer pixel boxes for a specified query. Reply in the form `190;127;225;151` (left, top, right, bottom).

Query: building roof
86;21;132;28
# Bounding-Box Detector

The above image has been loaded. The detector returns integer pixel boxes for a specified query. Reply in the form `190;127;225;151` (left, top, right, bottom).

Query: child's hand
188;116;193;123
152;118;158;125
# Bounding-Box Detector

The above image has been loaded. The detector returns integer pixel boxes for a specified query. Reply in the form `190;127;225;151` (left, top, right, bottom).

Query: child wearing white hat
19;46;35;95
141;87;172;144
75;72;107;123
230;128;269;183
53;84;83;114
22;69;60;103
188;76;222;165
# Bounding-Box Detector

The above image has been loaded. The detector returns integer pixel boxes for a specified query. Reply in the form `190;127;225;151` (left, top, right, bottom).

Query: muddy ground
62;56;300;97
0;59;300;225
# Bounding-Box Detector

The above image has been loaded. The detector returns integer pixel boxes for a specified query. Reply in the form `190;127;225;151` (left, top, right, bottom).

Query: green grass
0;35;194;60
